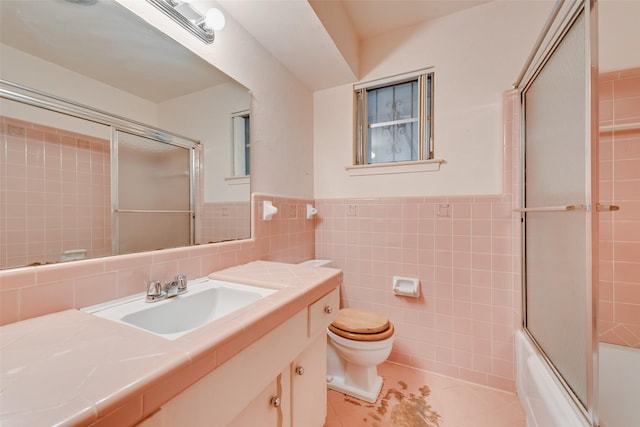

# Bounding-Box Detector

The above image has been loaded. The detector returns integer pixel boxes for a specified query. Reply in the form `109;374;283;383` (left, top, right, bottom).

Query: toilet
298;259;395;403
326;308;395;403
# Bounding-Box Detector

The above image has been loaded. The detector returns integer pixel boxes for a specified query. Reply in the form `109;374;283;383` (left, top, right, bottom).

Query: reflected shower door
521;2;598;423
113;130;193;255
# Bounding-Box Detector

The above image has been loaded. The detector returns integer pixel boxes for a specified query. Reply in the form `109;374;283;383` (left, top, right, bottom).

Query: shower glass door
112;130;194;255
521;0;598;422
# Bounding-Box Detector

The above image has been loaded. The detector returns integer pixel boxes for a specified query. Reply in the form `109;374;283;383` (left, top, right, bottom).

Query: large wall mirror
0;0;251;270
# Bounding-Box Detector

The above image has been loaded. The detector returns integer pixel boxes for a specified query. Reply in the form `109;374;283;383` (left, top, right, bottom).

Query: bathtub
516;330;589;427
516;330;640;427
599;342;640;427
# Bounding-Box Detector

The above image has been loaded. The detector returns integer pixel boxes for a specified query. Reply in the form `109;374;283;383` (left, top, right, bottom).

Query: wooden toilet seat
329;308;394;341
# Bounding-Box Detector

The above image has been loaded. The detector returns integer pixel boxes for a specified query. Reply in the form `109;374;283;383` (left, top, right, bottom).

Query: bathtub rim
515;329;593;427
598;341;640;427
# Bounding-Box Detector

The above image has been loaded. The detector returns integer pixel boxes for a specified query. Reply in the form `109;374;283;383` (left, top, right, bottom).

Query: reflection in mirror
114;130;194;255
231;111;251;178
0;0;251;270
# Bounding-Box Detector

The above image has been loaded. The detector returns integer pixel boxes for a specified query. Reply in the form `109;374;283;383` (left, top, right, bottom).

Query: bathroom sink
83;278;276;340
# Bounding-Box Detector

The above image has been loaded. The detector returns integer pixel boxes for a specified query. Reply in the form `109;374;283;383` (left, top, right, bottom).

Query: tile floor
324;362;526;427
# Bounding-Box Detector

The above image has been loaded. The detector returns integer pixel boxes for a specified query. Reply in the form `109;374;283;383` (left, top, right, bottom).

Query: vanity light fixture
146;0;225;44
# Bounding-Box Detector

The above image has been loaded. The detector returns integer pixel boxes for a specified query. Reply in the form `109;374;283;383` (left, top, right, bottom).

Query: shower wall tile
599;67;640;349
0;116;111;269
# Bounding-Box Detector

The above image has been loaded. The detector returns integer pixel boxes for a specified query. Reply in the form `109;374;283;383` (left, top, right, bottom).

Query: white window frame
230;110;250;179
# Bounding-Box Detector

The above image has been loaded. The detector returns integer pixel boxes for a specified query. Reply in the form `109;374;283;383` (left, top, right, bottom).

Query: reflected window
232;110;250;176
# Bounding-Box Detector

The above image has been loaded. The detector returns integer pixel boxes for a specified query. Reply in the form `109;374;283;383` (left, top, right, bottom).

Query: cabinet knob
295;366;305;376
270;396;281;407
324;305;333;314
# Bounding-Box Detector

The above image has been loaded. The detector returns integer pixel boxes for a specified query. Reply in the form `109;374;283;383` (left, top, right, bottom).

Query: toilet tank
298;259;332;267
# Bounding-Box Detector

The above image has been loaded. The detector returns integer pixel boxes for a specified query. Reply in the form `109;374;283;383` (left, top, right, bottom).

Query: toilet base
327;373;383;403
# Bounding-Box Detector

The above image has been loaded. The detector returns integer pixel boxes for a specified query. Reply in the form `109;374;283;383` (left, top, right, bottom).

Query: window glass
367;81;419;163
232;112;250;176
355;71;433;165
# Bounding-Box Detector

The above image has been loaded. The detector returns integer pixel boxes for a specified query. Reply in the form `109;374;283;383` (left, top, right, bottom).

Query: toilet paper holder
392;276;420;298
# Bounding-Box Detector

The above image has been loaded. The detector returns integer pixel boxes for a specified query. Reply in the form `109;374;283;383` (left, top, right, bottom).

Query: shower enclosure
516;0;640;426
0;81;199;267
515;0;599;425
112;130;195;255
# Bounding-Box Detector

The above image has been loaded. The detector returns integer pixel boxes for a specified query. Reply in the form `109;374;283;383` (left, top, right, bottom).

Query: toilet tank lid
298;259;332;267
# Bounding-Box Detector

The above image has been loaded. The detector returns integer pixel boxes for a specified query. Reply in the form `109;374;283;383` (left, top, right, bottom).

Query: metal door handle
596;204;619;212
513;204;586;213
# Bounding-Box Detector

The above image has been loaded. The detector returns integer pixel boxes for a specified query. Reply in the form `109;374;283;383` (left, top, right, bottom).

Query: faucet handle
176;274;188;294
146;280;165;302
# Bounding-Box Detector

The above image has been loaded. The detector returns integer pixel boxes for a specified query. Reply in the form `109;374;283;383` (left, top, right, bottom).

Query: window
231;110;250;177
355;71;433;165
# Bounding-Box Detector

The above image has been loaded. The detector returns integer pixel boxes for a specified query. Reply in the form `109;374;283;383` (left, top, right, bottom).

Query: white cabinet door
229;369;291;427
291;336;327;427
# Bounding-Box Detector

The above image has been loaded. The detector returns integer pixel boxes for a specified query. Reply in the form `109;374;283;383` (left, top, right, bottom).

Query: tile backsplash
0;193;315;325
0;116;111;269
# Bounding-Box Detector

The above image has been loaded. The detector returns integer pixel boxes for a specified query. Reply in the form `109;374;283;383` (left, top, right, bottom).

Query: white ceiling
339;0;493;40
0;0;491;99
0;0;236;102
219;0;492;90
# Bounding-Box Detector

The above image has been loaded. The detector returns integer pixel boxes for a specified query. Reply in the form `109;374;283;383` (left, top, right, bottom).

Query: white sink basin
83;278;276;340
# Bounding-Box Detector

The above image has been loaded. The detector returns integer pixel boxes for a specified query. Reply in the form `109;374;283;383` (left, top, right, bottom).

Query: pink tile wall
0;193;315;326
315;195;519;392
314;91;522;392
0;116;111;269
197;202;251;244
253;193;316;263
599;67;640;348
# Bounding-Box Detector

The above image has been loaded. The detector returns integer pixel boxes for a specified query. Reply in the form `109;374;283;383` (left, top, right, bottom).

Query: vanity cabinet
138;287;339;427
228;370;291;427
291;335;327;427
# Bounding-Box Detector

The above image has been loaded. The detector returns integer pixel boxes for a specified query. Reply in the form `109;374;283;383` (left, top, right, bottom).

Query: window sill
345;159;445;176
225;176;250;185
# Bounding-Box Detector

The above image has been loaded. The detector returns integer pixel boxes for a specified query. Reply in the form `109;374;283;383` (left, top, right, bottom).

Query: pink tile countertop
0;261;342;426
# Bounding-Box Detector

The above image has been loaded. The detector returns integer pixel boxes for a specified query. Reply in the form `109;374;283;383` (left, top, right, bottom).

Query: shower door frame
0;79;202;260
516;0;599;425
110;128;199;256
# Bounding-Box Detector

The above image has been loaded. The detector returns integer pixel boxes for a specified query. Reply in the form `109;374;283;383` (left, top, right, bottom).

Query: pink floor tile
325;361;525;427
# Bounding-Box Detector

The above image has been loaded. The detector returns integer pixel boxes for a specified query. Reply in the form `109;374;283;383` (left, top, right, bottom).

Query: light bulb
204;8;225;31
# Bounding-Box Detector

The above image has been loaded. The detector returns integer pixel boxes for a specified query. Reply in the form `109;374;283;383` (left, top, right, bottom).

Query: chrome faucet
146;274;188;303
145;280;165;302
164;279;180;298
176;273;188;294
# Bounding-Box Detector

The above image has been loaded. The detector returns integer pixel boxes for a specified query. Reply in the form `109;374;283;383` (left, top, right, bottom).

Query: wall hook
306;204;318;219
263;200;278;220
